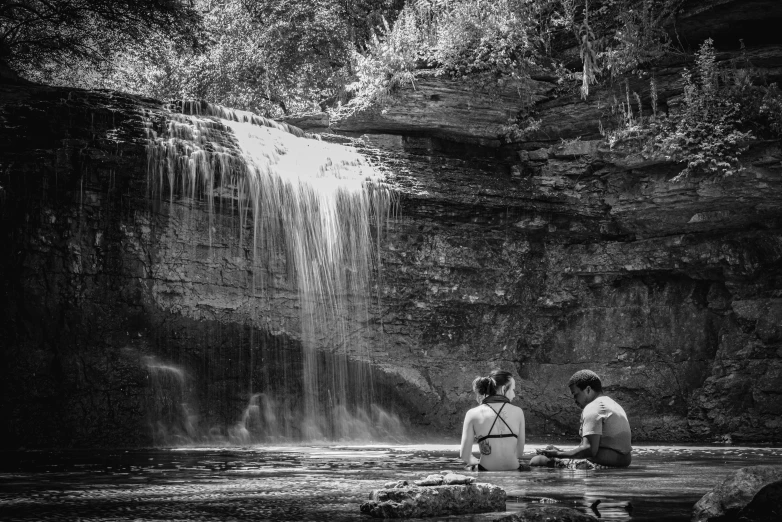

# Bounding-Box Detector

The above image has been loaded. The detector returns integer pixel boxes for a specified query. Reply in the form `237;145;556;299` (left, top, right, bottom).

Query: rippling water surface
1;444;781;521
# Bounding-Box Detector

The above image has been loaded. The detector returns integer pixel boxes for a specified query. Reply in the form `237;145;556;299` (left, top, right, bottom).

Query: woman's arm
459;411;480;466
515;410;526;459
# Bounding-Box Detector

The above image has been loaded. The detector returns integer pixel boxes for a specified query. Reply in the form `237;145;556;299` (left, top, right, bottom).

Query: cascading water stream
144;101;398;442
143;356;197;446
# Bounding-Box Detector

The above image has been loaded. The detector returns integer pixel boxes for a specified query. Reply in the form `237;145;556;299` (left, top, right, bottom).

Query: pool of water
1;444;780;521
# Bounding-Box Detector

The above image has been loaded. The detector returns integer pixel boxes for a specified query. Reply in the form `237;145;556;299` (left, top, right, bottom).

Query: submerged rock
414;473;445;486
442;472;476;485
384;480;409;489
411;472;476;486
359;483;505;518
692;465;782;521
489;506;597;521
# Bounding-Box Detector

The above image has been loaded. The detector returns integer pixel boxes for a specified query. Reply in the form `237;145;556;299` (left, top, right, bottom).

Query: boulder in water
359;483;505;518
737;480;782;522
692;465;782;521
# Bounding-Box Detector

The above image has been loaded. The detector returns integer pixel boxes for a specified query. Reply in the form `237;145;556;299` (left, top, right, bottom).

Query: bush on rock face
604;39;782;180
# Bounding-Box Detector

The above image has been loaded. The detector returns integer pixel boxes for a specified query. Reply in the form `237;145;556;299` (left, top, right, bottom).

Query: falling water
143;356;198;445
145;101;397;442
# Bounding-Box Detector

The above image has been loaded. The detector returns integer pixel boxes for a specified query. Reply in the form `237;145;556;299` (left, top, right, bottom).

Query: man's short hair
567;370;603;392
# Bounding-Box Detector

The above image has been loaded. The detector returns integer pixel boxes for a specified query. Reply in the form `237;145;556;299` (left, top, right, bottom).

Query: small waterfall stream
143;102;398;442
144;356;197;445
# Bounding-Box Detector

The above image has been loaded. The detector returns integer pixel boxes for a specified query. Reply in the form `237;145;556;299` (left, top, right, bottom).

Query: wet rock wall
354;134;782;442
2;23;782;446
0;86;412;447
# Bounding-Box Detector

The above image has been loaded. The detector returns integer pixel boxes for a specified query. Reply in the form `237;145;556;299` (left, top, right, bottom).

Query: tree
0;0;202;75
4;0;408;116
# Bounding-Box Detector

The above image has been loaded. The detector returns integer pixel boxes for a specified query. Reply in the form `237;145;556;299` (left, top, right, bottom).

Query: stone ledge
359;483;505;518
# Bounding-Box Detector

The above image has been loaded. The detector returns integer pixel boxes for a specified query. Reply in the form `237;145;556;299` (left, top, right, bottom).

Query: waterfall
144;101;397;442
143;356;198;445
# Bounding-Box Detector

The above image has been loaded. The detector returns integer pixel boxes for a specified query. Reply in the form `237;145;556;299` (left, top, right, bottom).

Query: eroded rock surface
360;483;505;518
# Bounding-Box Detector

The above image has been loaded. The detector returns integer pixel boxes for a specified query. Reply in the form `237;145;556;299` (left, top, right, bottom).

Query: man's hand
535;445;561;458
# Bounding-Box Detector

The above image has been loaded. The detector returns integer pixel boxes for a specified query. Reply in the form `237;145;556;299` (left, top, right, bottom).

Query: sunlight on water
144;101;398;443
3;445;781;521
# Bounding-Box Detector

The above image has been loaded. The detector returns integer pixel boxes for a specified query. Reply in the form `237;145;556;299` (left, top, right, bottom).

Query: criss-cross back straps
475;402;517;443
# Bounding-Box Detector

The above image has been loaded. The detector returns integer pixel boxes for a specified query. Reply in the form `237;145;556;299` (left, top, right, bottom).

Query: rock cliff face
351;132;782;442
327;0;782;442
1;0;782;447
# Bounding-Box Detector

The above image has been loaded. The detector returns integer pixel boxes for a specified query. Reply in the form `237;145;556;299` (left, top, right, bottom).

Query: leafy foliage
343;9;425;113
345;0;686;108
605;39;782;180
600;0;681;76
652;40;750;177
501;115;542;142
549;0;683;98
343;0;550;114
14;0;405;117
0;0;201;73
433;0;538;80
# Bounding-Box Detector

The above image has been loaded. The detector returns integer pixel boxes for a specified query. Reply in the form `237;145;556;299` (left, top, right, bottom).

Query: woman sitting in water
460;370;526;471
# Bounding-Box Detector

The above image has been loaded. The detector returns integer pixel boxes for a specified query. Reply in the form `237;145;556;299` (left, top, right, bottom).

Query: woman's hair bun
472;376;495;396
472;370;514;397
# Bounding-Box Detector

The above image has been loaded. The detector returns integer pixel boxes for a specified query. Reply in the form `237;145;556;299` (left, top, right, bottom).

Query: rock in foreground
692;465;782;521
736;479;782;522
360;483;505;518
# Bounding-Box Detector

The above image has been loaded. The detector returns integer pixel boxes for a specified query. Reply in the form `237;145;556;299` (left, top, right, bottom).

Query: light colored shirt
580;396;632;455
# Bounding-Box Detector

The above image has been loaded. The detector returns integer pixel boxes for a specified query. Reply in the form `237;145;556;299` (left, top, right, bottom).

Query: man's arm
540;434;600;459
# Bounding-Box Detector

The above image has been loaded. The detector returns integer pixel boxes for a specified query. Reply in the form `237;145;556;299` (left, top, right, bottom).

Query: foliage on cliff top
14;0;405;117
342;0;683;111
0;0;202;74
10;0;685;118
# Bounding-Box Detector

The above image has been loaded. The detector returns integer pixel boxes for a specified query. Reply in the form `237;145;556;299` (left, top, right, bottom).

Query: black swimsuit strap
487;402;506;436
494;406;516;434
476;402;518;442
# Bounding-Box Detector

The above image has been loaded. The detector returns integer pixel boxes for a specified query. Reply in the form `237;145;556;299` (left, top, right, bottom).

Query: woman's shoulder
506;403;525;415
465;405;484;416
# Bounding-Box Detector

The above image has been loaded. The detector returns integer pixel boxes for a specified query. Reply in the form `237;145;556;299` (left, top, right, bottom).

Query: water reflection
1;444;780;521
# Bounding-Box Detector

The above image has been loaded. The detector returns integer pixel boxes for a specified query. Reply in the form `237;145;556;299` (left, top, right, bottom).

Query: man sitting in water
530;370;632;468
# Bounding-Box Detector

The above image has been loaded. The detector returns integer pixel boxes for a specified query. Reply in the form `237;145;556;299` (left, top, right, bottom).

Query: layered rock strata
2;0;782;447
